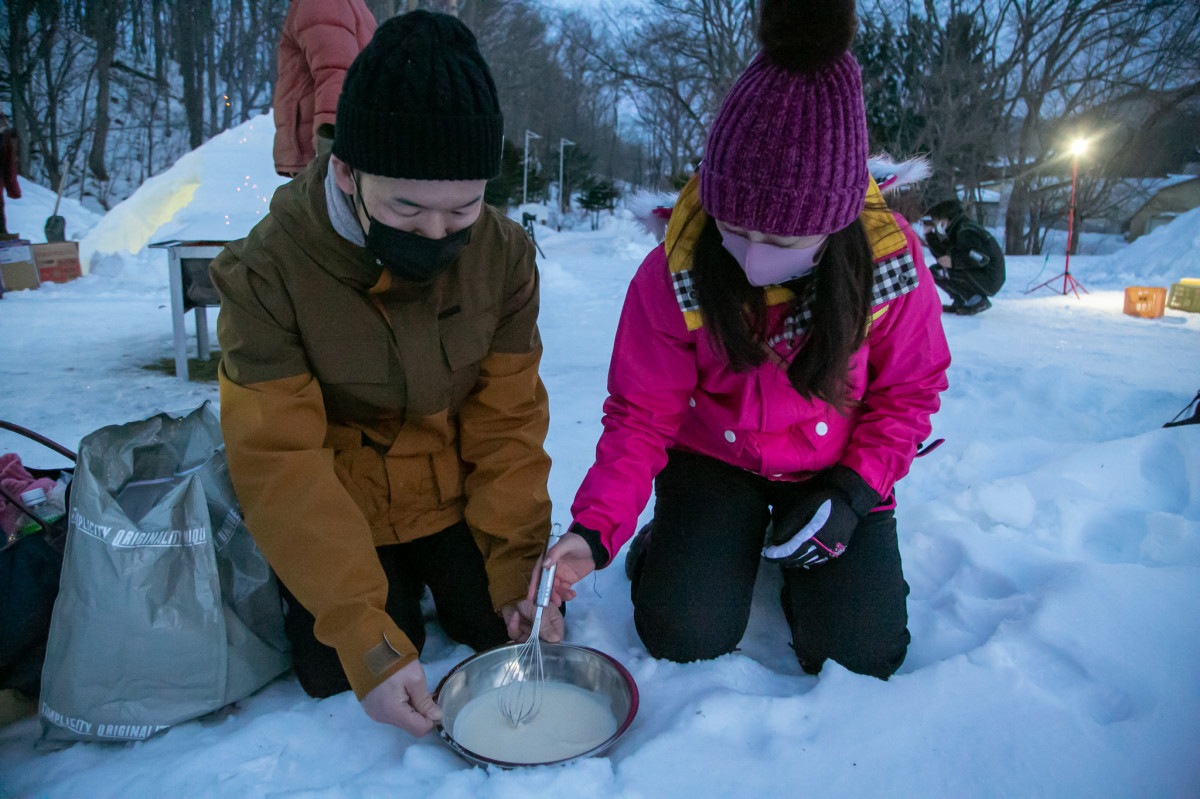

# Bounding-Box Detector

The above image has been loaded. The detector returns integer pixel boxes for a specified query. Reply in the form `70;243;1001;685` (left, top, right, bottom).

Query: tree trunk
176;5;206;149
149;0;166;172
1004;177;1029;256
86;0;119;182
207;6;220;138
6;0;35;174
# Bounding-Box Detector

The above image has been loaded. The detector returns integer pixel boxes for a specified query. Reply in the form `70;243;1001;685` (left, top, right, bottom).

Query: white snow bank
1;123;1199;797
1088;205;1200;284
4;177;103;246
79;114;288;276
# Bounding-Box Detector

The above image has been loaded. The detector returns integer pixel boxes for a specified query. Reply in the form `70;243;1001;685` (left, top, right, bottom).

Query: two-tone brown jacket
210;157;552;698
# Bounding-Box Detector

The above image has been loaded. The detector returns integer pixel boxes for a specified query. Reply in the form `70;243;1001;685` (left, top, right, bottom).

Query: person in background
213;12;556;737
1;111;22;241
538;0;950;681
273;0;376;178
923;198;1005;315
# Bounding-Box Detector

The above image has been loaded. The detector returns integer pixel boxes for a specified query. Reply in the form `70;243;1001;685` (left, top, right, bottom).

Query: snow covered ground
1;122;1198;798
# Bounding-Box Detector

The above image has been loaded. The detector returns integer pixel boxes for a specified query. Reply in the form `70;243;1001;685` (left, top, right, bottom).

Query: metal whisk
496;560;558;728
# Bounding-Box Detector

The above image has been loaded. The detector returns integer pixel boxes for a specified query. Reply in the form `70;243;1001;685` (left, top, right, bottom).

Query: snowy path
1;218;1198;797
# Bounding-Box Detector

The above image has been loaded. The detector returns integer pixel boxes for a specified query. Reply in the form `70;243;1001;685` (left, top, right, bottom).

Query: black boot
956;296;992;315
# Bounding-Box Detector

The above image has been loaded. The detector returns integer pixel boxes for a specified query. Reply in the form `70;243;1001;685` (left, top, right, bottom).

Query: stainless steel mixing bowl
433;642;639;768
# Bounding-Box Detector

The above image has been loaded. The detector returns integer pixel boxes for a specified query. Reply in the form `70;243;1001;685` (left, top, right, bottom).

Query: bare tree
572;0;760;183
84;0;119;181
860;0;1199;252
996;0;1200;254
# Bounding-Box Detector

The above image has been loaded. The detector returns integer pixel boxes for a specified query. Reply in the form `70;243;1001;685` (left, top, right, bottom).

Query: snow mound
5;177;103;245
79;115;288;276
1089;205;1200;283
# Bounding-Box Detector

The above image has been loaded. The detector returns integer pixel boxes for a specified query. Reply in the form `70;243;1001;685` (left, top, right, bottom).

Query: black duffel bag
0;421;75;699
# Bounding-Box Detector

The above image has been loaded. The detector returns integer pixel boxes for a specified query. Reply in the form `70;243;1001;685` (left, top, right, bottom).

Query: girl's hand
501;600;564;643
529;531;597;607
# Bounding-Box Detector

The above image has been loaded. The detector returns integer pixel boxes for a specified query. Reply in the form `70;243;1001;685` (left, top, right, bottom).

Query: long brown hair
684;208;878;412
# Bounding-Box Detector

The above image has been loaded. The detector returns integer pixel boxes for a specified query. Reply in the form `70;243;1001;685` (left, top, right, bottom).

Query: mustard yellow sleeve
458;245;553;611
212;247;415;699
218;368;417;698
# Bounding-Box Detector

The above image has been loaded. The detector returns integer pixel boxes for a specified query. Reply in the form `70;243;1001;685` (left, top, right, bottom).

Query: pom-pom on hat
699;0;869;237
333;10;503;180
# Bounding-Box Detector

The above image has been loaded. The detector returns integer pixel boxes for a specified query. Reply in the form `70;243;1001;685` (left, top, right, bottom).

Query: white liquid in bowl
451;681;618;763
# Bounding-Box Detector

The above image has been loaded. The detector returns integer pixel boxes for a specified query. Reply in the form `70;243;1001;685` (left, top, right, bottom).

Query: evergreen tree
485;138;524;209
578;175;618;230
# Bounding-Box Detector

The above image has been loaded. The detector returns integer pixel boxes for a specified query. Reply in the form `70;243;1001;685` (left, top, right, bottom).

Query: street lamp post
559;138;575;214
1026;137;1089;298
522;130;542;206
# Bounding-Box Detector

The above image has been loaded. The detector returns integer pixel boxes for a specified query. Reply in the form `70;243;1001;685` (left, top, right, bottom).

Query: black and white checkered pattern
871;249;918;306
767;290;815;348
673;246;918;347
673;270;701;313
767;248;918;347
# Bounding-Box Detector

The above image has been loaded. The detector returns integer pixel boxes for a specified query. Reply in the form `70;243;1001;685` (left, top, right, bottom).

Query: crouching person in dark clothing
924;198;1006;315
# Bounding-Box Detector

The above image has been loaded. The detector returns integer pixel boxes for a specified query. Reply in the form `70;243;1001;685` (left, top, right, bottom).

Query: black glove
762;466;880;569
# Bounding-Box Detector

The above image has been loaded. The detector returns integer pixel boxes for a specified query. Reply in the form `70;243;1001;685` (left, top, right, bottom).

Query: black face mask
353;173;473;285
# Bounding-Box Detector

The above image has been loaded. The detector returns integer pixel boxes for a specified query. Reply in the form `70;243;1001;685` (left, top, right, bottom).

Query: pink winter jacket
571;210;951;565
272;0;376;177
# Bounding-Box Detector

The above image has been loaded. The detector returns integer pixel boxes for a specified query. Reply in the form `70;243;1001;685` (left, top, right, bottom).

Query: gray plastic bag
39;403;289;744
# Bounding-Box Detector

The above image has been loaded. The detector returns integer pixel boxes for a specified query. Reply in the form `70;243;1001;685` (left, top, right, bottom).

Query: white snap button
772;473;783;478
689;397;696;408
724;430;736;443
816;422;828;436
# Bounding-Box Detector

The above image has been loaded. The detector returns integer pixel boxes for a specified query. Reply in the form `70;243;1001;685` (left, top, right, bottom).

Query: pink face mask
720;229;828;287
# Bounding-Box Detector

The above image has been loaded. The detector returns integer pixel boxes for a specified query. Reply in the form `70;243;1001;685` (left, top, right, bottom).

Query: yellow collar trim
664;174;907;331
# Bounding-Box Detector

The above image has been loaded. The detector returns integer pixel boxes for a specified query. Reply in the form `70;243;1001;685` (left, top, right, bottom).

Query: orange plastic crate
1167;282;1200;313
1123;286;1166;319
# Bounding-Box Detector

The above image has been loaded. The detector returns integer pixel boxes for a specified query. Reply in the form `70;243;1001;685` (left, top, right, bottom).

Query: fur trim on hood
868;154;930;194
628;189;678;242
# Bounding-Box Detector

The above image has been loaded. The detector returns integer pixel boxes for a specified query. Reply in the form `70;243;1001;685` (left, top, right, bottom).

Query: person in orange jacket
273;0;376;177
1;111;22;241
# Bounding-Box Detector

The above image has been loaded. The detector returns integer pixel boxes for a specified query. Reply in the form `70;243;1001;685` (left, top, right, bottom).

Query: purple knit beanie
699;0;868;237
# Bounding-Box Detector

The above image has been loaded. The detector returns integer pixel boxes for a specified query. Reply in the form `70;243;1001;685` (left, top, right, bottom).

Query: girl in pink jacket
542;0;950;680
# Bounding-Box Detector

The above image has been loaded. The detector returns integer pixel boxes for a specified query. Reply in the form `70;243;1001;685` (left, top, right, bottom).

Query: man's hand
360;659;442;736
937;254;952;269
502;599;564;643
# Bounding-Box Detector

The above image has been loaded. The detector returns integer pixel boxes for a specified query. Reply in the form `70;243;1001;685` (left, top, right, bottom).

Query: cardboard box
0;240;39;292
31;241;82;284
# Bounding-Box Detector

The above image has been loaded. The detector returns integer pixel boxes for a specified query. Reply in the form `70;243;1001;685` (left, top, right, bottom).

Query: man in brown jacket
212;11;556;737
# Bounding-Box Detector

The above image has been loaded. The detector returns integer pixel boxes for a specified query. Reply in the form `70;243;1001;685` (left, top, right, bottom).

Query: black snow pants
630;449;910;680
933;267;994;306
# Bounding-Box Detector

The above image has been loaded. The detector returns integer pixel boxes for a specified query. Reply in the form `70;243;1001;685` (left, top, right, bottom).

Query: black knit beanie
333;10;503;180
927;198;964;221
